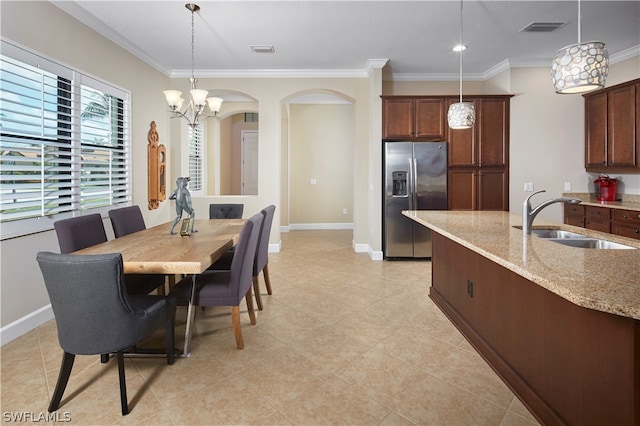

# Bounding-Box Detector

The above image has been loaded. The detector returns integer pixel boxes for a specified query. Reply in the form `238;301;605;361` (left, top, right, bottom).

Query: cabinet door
478;98;508;167
585;91;607;168
383;98;413;139
448;169;476;210
584;206;611;233
564;205;585;227
607;84;637;167
447;98;477;166
478;169;508;211
415;98;446;139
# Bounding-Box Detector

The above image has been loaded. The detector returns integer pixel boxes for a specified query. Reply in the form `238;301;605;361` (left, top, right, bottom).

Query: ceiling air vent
520;22;567;32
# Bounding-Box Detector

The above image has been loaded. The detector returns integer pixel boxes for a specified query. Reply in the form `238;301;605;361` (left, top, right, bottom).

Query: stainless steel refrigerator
383;141;447;259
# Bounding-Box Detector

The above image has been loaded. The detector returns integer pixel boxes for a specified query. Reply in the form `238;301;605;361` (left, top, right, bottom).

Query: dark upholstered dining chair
208;205;276;310
209;203;244;219
108;205;147;238
169;213;263;349
36;252;175;416
54;213;163;296
108;206;167;295
252;205;276;310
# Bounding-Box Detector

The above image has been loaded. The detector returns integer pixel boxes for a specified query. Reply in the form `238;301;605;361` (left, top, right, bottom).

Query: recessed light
250;45;275;53
453;44;467;52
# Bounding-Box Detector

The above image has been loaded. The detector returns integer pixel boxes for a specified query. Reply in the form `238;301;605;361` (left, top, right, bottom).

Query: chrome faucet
522;190;582;234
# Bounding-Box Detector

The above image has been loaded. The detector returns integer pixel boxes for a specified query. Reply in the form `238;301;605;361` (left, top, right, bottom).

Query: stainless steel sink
531;229;588;239
548;238;636;250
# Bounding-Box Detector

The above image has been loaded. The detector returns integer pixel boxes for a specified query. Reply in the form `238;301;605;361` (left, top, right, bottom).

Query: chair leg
252;275;263;311
100;353;109;363
166;310;175;365
231;306;244;349
117;351;129;416
48;352;75;413
263;264;272;295
246;287;256;325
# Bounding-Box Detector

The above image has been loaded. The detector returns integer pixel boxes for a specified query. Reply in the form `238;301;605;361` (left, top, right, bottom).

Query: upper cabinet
584;78;640;173
382;97;446;140
447;97;510;168
382;94;512;212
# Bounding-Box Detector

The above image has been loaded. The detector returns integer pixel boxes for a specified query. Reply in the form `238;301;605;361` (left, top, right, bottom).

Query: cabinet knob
623;215;628;219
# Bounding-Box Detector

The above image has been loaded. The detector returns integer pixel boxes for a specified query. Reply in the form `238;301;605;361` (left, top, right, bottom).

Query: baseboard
1;304;54;346
288;223;354;230
354;242;383;260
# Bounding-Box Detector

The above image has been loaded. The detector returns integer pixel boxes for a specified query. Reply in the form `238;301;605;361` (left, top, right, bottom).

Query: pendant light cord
577;0;582;44
459;0;464;104
191;7;195;81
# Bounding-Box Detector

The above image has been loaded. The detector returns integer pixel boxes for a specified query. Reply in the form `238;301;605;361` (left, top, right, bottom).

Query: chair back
109;205;146;238
254;205;276;275
228;213;263;297
54;214;107;253
209;203;244;219
36;252;147;355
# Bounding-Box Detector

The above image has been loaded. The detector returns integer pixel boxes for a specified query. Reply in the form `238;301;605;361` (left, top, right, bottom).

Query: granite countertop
563;192;640;211
403;210;640;320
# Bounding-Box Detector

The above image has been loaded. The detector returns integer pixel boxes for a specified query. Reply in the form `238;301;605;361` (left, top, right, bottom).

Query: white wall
507;57;640;222
0;1;171;335
289;104;354;225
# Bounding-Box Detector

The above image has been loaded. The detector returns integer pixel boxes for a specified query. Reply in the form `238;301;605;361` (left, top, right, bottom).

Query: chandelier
551;0;608;94
447;0;475;130
163;3;223;128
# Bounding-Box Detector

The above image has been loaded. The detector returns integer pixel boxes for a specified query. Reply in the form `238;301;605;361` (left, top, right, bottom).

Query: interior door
241;130;258;195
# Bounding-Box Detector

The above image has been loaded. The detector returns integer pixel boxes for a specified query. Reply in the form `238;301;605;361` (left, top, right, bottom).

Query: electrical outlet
310;178;317;185
564;181;572;191
342;208;348;215
524;182;534;192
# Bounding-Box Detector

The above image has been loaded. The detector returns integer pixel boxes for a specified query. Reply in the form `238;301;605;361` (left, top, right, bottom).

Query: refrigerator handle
411;158;418;209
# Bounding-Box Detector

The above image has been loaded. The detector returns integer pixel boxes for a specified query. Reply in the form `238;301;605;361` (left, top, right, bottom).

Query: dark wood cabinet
382;97;445;139
446;96;510;211
564;204;585;227
431;232;640;425
584;205;611;233
611;208;640;240
448;169;508;210
584;79;640;172
447;97;509;168
382;94;511;211
564;204;640;240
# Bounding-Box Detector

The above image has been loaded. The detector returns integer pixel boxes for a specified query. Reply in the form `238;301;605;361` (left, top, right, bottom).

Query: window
188;123;203;192
0;41;131;239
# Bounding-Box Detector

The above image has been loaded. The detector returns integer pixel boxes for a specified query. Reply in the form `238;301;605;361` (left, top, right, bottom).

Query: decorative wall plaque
147;121;166;209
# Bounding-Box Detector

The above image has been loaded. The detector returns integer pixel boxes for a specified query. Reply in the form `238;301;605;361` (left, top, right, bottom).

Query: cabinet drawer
585;218;610;233
564;205;584;227
611;222;640;240
585;206;611;220
611;209;640;224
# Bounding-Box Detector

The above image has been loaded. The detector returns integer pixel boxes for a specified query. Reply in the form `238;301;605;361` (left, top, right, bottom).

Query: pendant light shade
448;102;476;130
551;41;608;94
448;0;475;130
551;0;608;94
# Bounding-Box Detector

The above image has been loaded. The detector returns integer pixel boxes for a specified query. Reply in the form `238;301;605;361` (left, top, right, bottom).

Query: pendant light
551;0;608;94
163;4;223;128
447;0;475;130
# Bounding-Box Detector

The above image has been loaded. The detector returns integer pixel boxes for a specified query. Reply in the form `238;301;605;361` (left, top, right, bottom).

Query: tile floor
1;230;540;425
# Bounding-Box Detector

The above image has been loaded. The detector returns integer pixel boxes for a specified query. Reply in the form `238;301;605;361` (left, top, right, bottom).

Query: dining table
73;218;245;357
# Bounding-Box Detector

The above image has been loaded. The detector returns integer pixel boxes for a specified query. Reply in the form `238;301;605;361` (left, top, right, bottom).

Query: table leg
182;274;197;357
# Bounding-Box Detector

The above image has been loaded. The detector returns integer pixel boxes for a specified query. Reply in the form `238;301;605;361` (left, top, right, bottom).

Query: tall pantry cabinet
382;95;512;211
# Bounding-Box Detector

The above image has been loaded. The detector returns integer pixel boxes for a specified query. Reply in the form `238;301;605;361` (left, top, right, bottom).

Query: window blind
188;124;202;192
0;41;131;238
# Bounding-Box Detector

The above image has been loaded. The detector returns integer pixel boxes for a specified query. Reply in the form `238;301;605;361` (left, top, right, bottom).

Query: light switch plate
564;181;572;191
524;182;534;192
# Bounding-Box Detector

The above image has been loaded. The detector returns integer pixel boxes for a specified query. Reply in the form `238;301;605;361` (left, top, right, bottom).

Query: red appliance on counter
594;175;618;201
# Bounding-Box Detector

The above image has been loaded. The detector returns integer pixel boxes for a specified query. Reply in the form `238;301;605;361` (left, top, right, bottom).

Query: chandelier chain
459;0;464;104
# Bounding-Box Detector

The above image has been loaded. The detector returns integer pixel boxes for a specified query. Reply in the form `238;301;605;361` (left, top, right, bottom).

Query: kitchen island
404;210;640;426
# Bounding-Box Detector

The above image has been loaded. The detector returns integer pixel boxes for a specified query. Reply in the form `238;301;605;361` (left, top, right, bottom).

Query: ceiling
51;1;640;81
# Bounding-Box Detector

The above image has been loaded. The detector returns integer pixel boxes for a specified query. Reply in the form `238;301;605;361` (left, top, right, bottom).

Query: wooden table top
74;219;244;275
